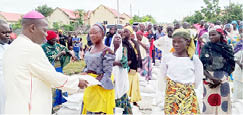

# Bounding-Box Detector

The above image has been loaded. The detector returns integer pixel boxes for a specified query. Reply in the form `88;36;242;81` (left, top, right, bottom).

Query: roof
59;8;79;19
121;13;131;19
96;5;125;19
0;11;22;22
84;10;92;20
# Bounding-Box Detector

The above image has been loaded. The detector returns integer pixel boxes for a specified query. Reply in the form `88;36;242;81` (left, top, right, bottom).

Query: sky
0;0;242;23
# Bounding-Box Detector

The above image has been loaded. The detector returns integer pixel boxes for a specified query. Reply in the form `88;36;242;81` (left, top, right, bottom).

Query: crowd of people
0;10;242;115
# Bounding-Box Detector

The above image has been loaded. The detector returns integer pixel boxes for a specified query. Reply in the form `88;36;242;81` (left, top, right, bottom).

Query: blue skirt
53;67;68;107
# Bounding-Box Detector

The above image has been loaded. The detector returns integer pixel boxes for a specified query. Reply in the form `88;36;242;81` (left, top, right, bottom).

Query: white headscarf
110;34;129;99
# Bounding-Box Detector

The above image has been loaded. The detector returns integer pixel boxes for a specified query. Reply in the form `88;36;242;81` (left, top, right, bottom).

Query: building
85;5;131;26
0;11;22;24
47;5;131;28
47;7;79;28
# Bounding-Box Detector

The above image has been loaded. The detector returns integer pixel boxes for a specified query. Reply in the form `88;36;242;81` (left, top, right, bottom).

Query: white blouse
160;53;204;88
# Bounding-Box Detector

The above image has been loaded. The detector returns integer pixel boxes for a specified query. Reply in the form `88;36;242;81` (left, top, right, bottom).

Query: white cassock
0;44;8;114
3;34;80;114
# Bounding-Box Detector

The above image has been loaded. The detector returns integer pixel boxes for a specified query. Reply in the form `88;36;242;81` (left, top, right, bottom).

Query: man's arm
29;45;87;93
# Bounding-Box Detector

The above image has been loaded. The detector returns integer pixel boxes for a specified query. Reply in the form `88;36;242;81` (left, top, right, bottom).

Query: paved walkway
55;60;243;115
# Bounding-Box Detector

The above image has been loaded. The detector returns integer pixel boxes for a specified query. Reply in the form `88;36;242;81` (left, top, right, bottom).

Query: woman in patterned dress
200;26;235;114
42;30;75;112
160;29;203;114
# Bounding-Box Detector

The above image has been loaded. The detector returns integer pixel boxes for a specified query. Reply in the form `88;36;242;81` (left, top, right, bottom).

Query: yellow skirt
128;69;141;102
82;73;115;114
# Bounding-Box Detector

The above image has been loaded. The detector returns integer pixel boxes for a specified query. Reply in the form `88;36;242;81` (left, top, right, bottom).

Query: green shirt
42;43;70;68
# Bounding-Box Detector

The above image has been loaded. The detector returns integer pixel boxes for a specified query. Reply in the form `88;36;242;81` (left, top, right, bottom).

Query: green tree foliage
61;24;74;31
221;3;243;23
53;22;61;30
183;0;243;24
11;19;22;31
35;4;54;17
129;15;157;24
75;9;84;26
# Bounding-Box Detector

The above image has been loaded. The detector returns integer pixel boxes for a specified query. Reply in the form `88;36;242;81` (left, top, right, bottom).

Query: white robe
3;34;80;114
0;44;8;114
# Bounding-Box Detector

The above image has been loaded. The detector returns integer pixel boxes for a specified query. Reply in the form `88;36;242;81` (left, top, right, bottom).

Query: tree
53;22;61;30
35;4;54;17
183;0;243;24
129;15;157;24
200;0;221;22
220;3;243;23
11;19;22;31
75;9;84;26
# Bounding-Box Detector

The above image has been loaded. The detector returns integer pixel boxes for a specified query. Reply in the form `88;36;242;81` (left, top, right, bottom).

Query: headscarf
200;26;235;74
209;26;227;43
110;34;129;99
172;28;196;59
232;20;239;30
239;25;243;30
46;30;57;40
94;23;106;36
124;26;134;33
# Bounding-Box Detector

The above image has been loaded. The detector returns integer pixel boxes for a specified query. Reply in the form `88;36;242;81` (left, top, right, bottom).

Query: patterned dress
200;42;235;114
115;48;132;114
41;43;71;108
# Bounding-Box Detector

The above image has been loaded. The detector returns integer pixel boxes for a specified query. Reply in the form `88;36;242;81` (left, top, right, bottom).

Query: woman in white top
160;28;204;114
111;34;132;114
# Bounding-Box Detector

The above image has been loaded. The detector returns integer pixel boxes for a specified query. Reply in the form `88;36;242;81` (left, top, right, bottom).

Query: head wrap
209;26;227;43
225;24;231;28
231;20;239;30
124;26;134;33
23;11;45;19
94;23;106;35
58;29;63;33
239;25;243;29
172;28;196;59
46;30;57;40
136;30;143;35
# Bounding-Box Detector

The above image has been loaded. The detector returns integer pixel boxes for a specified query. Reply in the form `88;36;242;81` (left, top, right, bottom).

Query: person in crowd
58;30;68;47
0;19;11;114
137;31;151;81
200;26;235;114
154;26;174;56
72;33;81;60
41;30;76;112
232;33;243;113
122;26;142;107
197;23;209;56
67;32;73;50
174;21;181;30
105;26;117;47
111;34;132;114
154;26;165;60
160;28;203;114
81;23;115;114
225;24;240;47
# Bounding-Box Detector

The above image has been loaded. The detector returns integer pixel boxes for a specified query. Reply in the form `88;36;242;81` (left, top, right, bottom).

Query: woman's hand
209;78;222;88
80;72;88;75
113;61;122;66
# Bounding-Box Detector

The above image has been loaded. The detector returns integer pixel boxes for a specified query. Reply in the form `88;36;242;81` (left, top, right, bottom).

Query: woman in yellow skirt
122;26;142;107
160;29;204;114
81;23;115;114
